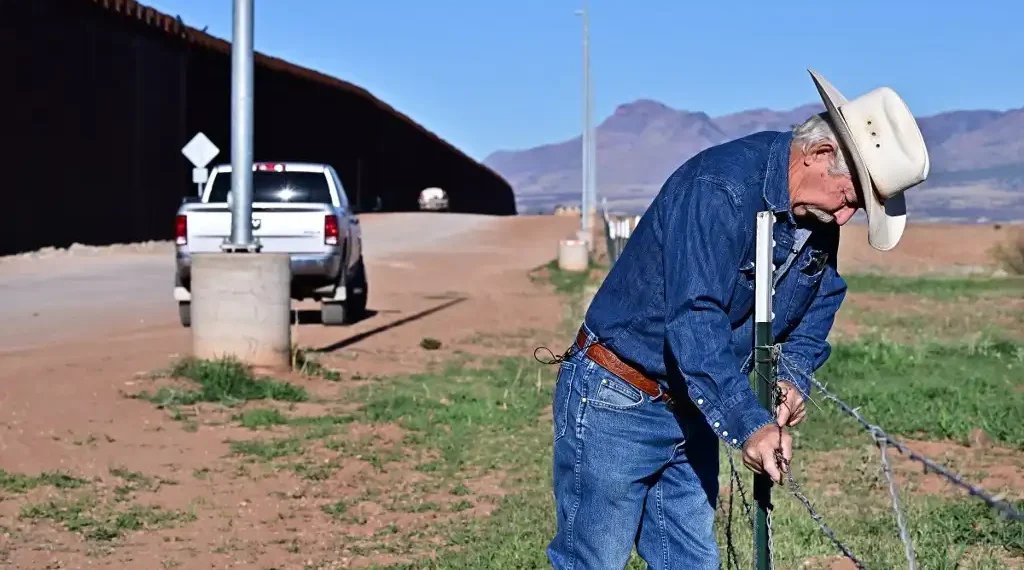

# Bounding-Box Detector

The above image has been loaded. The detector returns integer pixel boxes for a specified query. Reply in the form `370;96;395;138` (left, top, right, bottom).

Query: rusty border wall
0;0;516;256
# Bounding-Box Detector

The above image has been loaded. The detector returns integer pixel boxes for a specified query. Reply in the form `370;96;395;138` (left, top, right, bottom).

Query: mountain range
484;100;1024;222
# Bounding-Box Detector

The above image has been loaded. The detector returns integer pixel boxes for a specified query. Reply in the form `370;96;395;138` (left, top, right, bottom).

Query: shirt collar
762;131;795;225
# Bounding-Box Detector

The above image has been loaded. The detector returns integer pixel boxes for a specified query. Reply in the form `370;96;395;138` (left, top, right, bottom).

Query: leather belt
574;327;673;403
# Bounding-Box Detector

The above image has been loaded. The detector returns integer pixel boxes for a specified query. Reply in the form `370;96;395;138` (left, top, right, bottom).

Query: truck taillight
175;215;187;245
324;214;339;245
255;163;285;172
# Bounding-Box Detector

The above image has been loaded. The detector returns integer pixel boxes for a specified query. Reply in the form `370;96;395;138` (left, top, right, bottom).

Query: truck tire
320;302;346;326
178;302;192;328
344;256;368;322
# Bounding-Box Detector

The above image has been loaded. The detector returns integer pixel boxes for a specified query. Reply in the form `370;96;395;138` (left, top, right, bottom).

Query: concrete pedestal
558;239;589;273
191;253;292;372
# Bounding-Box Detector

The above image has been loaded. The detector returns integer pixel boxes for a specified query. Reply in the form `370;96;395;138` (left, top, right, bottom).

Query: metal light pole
191;0;292;372
753;211;775;570
226;0;257;250
575;2;592;241
587;15;596;228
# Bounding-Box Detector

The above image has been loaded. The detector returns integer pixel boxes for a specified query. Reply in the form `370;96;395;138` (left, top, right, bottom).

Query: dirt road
0;212;579;568
0;213;510;353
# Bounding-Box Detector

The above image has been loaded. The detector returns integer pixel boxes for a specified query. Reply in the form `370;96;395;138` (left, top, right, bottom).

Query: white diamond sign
181;132;220;169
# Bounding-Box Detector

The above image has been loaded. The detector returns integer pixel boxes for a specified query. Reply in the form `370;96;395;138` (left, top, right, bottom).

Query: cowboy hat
807;69;930;251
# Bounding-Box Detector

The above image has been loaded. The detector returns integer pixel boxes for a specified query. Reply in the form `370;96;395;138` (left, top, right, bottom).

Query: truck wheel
321;302;346;326
178;302;191;328
344;256;368;322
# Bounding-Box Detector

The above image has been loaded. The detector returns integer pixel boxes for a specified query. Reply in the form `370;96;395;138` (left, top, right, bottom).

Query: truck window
207;171;334;204
328;168;350;210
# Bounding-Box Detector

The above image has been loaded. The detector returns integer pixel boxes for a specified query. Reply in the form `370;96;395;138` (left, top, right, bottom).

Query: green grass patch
341;335;1023;569
790;336;1024;451
136;356;308;408
843;274;1024;299
19;495;195;541
0;470;88;494
530;259;604;295
840;296;1024;344
357;357;552;474
234;407;290;429
229;436;304;460
716;469;1023;570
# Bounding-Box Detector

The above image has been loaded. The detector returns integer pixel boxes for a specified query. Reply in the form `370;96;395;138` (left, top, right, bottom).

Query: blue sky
149;0;1021;161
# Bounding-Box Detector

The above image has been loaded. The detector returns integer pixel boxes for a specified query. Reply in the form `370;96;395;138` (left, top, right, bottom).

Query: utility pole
753;211;775;570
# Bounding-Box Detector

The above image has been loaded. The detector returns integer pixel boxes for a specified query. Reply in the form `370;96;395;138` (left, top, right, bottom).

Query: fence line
4;0;514;256
601;202;641;265
601;226;1022;568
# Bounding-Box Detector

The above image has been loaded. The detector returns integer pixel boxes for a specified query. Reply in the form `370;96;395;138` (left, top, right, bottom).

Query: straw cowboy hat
807;69;930;251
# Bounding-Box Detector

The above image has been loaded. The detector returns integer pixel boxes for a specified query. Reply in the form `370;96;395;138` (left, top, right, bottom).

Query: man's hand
741;424;792;484
775;381;807;427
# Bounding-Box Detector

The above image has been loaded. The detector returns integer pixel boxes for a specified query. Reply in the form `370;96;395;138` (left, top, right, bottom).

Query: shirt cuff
720;390;774;449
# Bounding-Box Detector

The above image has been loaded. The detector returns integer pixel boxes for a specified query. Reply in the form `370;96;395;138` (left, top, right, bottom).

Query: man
547;69;930;569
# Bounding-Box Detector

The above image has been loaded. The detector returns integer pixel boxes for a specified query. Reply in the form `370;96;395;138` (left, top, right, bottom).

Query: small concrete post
558;238;589;273
191;253;292;372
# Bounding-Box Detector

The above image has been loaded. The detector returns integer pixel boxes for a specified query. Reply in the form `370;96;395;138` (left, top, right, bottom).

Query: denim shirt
584;130;848;450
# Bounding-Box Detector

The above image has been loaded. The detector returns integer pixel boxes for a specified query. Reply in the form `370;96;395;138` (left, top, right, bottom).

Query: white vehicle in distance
418;187;449;211
173;161;367;327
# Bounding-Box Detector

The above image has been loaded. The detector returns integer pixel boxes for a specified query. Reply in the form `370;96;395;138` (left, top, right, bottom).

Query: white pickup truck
173;161;367;327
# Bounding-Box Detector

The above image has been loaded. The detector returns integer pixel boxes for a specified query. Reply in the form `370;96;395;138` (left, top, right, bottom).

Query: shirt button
722;431;729;437
601;379;608;385
731;439;738;445
581;398;587;403
696;398;704;405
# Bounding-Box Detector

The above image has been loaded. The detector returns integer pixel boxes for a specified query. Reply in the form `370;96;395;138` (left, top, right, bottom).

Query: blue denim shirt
584;130;848;450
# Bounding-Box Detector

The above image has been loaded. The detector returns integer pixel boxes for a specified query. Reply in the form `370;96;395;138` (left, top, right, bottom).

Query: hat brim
808;69;906;251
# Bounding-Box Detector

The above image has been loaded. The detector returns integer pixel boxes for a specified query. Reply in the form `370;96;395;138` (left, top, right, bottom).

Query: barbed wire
874;429;917;570
719;344;1022;570
750;360;869;569
776;351;1024;523
722;453;747;570
778;462;872;569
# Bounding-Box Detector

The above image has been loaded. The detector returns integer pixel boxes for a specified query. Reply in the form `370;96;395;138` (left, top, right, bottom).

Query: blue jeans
547;326;721;569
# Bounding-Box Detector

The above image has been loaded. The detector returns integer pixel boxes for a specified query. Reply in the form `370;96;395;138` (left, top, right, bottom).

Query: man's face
790;141;861;226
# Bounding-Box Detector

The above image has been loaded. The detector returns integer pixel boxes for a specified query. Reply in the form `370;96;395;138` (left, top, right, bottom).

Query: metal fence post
753;211;775;570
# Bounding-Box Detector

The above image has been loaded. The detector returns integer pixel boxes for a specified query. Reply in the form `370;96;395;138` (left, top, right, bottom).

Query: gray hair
792;112;850;177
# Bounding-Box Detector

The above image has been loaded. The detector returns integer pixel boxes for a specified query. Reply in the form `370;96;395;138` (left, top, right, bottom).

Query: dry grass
992;228;1024;275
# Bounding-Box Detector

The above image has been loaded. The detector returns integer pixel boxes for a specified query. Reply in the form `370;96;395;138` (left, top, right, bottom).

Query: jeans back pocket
553;361;577;442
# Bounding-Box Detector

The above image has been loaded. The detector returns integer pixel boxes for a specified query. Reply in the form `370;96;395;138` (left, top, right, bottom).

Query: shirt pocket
783;249;828;326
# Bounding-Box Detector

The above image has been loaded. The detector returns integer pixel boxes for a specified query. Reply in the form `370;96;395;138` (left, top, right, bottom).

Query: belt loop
577;324;597;351
656;384;674;408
